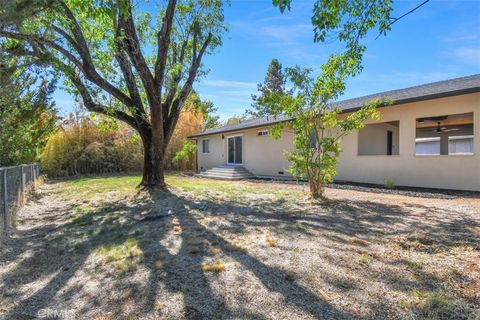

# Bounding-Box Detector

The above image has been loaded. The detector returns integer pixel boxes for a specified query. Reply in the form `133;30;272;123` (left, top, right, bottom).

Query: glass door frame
226;134;243;165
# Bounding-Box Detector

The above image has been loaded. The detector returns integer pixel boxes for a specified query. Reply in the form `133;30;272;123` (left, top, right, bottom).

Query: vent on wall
278;171;284;175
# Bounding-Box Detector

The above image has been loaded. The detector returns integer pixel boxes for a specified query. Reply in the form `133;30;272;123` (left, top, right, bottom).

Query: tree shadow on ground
1;185;479;319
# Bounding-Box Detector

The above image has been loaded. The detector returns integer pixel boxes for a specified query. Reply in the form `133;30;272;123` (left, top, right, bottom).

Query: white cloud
201;79;257;89
453;47;480;67
231;19;324;63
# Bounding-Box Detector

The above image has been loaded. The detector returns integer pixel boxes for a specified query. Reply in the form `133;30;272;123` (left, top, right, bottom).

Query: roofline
339;86;480;113
189;118;292;138
189;86;480;138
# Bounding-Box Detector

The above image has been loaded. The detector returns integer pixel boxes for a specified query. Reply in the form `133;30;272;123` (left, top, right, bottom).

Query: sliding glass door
227;135;242;164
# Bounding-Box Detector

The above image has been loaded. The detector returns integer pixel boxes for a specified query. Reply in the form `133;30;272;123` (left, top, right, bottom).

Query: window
416;112;474;156
448;135;474;155
202;139;210;153
358;121;400;155
257;130;268;137
415;137;440;155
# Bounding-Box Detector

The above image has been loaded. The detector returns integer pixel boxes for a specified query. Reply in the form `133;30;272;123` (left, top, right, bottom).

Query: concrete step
200;172;254;178
207;168;251;174
196;166;255;180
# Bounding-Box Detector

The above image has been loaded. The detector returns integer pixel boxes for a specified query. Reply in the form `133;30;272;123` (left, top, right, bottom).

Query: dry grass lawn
0;174;479;319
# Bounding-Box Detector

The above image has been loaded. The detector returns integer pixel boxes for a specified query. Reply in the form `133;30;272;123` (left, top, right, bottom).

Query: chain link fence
0;163;40;239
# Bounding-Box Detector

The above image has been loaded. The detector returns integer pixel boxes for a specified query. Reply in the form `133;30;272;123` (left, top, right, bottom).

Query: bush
41;114;143;177
384;177;396;189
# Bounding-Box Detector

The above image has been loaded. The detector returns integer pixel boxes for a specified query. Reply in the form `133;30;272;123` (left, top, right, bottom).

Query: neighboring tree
0;0;226;188
247;58;287;117
225;114;248;126
187;91;221;129
266;0;421;199
0;60;57;166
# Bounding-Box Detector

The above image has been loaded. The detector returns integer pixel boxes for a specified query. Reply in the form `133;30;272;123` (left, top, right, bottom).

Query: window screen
449;136;474;155
415;138;440;155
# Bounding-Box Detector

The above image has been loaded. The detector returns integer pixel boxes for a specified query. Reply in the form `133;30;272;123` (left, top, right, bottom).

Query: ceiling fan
416;116;448;123
431;122;460;133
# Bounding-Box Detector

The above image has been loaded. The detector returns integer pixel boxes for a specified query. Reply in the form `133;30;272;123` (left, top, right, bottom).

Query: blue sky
53;0;480;121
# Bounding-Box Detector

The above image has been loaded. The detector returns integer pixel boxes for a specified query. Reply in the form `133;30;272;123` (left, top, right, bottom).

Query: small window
257;130;268;137
202;139;210;153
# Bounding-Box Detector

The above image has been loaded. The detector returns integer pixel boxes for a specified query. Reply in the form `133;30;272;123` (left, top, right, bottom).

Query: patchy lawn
1;174;479;319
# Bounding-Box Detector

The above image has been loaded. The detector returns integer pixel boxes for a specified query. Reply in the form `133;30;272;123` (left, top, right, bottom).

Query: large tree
0;0;226;188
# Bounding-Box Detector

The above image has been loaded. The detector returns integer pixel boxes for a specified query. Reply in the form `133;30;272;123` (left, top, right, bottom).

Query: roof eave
189;87;480;138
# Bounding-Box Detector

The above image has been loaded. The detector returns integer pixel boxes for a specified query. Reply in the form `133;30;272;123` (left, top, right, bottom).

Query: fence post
20;165;25;201
31;164;36;191
3;168;9;237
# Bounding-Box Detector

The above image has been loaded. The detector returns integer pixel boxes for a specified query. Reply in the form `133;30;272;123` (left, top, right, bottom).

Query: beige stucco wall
196;126;295;178
358;122;399;155
337;92;480;191
196;92;480;191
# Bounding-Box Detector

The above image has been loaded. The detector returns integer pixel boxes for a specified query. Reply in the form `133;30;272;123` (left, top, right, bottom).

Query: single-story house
190;74;480;191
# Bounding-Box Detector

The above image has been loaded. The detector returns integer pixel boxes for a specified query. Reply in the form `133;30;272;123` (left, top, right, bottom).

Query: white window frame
448;135;474;155
415;137;440;156
202;139;210;154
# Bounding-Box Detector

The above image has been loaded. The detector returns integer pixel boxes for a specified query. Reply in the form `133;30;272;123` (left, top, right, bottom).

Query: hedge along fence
0;163;40;240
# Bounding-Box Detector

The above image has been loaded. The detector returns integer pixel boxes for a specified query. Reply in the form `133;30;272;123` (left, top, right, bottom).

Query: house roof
190;73;480;138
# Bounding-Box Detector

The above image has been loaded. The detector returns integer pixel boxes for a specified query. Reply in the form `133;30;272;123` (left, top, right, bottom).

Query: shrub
41;113;143;177
384;177;396;189
41;106;205;177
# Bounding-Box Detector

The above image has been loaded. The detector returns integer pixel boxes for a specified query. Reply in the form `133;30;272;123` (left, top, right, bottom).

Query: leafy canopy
0;58;57;166
247;58;288;117
266;0;396;199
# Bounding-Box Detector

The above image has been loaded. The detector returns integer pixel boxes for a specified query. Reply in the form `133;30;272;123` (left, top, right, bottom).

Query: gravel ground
0;175;479;320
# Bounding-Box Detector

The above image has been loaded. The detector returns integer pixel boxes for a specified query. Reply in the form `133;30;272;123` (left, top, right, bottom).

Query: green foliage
225;114;248;126
384;177;396;189
0;0;228;186
187;91;221;129
247;58;288;117
273;0;394;52
0;60;57;166
265;0;399;199
173;139;197;168
266;63;383;199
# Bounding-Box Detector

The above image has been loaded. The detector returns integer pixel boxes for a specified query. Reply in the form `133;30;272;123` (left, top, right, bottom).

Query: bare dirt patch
1;175;479;319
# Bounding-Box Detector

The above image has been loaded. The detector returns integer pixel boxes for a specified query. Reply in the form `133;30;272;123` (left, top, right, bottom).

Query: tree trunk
308;174;324;200
139;130;166;189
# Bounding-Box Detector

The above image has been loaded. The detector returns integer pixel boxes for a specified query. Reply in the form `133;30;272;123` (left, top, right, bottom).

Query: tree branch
164;33;212;141
0;28;83;69
69;73;138;129
117;0;158;108
113;15;144;116
154;0;177;88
